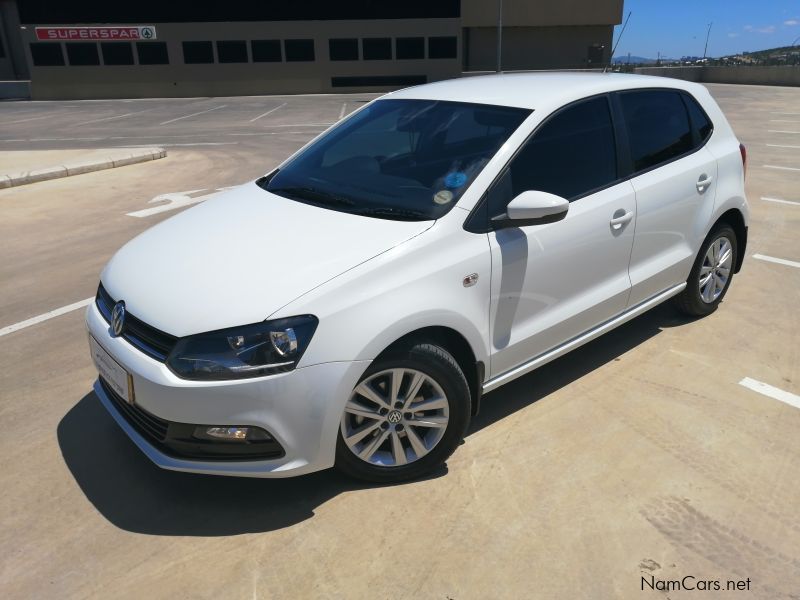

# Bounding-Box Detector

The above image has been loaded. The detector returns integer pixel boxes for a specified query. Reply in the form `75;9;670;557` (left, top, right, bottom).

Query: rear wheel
673;224;737;317
336;343;470;483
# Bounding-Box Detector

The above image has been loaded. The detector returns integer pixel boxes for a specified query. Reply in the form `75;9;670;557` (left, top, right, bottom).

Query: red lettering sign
35;26;157;41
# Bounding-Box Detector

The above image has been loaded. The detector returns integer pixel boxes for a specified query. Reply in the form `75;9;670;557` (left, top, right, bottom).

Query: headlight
166;315;318;381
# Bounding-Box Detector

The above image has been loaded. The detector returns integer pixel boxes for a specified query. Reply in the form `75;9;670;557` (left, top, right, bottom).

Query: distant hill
729;44;800;61
612;55;658;64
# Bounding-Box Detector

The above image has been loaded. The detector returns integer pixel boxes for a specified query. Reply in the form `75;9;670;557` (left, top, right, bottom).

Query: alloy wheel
340;368;450;467
699;236;733;303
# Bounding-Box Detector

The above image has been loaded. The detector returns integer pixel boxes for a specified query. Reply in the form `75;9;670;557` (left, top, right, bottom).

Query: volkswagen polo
87;73;748;482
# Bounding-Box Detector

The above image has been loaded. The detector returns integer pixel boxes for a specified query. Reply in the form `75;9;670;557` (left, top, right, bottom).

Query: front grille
99;378;286;462
101;377;169;442
96;283;178;361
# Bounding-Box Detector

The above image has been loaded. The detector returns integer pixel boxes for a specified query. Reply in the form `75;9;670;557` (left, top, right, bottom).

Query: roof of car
386;72;706;110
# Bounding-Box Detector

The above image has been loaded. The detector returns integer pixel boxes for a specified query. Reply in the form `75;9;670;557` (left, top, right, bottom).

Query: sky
612;0;800;58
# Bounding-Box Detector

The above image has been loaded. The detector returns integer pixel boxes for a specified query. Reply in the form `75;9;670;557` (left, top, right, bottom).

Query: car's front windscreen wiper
356;207;433;221
269;186;355;207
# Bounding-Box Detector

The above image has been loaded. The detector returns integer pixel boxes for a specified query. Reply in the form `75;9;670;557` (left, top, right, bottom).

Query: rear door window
619;90;693;173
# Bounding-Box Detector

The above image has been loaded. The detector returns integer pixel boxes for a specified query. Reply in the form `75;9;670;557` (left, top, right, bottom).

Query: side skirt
482;282;686;394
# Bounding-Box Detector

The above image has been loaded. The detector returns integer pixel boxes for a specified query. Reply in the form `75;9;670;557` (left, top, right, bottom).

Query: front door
484;95;636;377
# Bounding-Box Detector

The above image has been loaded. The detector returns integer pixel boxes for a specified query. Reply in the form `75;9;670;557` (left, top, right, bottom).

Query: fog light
193;426;273;443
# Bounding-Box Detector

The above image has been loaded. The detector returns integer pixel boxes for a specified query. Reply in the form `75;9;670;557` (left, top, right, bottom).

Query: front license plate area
90;336;133;403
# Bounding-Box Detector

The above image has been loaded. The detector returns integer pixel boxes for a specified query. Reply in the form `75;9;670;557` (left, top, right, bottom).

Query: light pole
703;22;713;59
497;0;503;72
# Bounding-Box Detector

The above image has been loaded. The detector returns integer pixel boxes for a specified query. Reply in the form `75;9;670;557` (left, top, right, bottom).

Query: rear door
616;89;718;307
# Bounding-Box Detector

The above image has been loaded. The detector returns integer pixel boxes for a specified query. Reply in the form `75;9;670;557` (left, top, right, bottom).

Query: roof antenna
605;11;632;73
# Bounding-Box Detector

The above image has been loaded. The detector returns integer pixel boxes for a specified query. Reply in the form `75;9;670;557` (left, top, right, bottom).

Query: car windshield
261;99;531;221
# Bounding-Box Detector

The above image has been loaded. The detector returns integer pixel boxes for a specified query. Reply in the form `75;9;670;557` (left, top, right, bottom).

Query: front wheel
335;343;471;483
673;224;738;317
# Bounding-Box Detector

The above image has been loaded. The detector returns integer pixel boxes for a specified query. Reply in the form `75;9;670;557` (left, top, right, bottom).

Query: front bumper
86;300;370;478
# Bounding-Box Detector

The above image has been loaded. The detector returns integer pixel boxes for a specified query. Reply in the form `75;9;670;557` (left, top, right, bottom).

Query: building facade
1;1;622;100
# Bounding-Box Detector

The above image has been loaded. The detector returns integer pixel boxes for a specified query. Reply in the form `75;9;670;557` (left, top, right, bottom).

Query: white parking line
773;111;800;115
71;109;152;126
768;130;800;134
752;254;800;269
126;142;239;147
159;105;227;125
761;196;800;206
0;298;93;338
739;378;800;410
0;112;71;125
770;119;800;123
338;103;347;119
767;144;800;149
249;103;286;122
763;164;800;172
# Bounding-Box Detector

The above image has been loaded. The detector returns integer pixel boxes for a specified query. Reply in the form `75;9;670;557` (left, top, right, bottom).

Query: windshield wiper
270;186;355;207
357;207;432;221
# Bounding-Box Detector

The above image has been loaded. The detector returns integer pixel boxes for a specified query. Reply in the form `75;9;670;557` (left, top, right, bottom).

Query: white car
87;73;748;482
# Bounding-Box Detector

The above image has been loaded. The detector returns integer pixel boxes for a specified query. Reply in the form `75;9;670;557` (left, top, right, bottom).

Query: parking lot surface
1;83;799;599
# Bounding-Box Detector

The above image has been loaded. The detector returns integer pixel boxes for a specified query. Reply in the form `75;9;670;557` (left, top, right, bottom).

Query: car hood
102;182;432;337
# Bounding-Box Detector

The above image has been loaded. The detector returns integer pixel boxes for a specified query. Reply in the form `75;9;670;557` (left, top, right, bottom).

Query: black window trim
464;87;716;234
464;92;625;233
612;87;714;180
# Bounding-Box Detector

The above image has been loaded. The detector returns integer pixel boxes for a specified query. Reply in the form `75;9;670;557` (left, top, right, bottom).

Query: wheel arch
375;326;485;416
713;208;747;273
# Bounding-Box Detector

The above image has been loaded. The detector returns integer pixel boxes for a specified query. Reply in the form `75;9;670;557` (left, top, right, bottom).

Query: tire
672;224;738;317
335;342;471;483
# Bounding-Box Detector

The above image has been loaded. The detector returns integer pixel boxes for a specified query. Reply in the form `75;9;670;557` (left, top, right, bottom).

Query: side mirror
492;190;569;229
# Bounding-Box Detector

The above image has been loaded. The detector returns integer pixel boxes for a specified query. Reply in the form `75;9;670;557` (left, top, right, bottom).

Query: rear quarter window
620;90;693;173
682;93;714;144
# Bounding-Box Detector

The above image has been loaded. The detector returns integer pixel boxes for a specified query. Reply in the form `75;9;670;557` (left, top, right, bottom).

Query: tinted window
217;40;247;63
137;42;169;65
329;38;358;61
620;90;693;172
66;42;99;66
396;37;424;59
101;42;133;65
30;42;65;66
264;99;530;221
428;36;457;59
683;93;713;143
251;40;281;62
491;96;616;211
284;39;314;61
363;38;391;60
183;41;213;64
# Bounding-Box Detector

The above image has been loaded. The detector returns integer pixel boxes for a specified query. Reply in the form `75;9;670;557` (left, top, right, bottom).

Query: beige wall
462;0;623;27
464;25;613;71
23;19;461;99
634;66;800;87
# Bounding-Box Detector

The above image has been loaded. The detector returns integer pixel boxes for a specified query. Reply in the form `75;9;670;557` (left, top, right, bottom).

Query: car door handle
609;210;634;230
696;174;713;192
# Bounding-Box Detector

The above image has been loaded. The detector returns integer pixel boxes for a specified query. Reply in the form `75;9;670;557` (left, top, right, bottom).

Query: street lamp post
497;0;503;72
703;22;713;59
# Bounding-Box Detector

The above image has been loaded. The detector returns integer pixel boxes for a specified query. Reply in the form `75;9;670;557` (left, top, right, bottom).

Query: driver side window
486;95;618;220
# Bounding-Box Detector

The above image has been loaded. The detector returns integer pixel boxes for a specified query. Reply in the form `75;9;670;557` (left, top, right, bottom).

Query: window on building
100;42;134;65
428;36;457;59
362;38;391;60
30;42;65;66
216;40;248;63
396;37;424;59
66;42;100;66
487;97;617;214
0;34;6;58
620;90;694;173
284;39;315;62
682;93;713;144
137;42;169;65
183;41;214;64
329;38;358;61
251;40;282;62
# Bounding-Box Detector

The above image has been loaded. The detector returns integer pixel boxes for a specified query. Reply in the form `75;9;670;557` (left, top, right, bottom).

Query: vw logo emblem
387;410;402;424
111;301;126;337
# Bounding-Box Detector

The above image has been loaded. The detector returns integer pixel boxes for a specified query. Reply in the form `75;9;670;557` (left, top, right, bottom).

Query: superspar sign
35;26;157;41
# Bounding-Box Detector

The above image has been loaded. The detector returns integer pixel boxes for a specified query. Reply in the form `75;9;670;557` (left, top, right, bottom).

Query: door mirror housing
492;190;569;229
